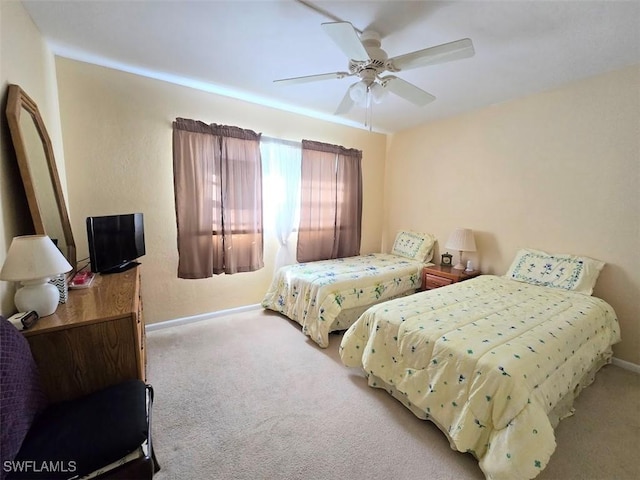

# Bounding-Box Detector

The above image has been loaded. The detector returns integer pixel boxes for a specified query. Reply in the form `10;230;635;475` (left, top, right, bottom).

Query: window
173;118;263;278
173;119;362;276
260;138;301;270
297;140;362;263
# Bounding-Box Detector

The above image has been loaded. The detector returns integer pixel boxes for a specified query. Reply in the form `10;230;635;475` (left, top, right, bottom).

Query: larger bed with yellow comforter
340;249;620;480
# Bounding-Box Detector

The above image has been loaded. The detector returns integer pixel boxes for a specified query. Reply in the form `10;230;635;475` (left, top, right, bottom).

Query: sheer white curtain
260;137;301;272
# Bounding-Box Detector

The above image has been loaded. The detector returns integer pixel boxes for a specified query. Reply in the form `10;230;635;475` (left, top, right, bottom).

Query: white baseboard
612;357;640;374
146;304;262;332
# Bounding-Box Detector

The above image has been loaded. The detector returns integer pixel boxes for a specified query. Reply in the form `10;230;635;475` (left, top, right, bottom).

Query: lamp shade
0;235;72;282
445;228;476;271
445;228;477;253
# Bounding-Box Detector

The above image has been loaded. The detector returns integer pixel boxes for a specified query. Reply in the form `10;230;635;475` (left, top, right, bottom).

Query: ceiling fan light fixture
349;81;368;105
370;82;387;104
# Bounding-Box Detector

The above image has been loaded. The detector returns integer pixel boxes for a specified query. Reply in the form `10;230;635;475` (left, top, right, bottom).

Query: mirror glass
6;84;76;272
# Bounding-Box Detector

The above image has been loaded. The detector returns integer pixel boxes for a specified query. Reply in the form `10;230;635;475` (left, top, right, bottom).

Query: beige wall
54;58;387;325
385;65;640;364
0;0;66;316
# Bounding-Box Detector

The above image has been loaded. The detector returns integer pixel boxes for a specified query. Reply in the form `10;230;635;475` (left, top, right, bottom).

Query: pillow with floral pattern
391;231;436;262
505;248;604;295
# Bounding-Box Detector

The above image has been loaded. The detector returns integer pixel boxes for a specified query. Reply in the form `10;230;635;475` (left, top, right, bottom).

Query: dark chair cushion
0;317;47;479
11;379;149;479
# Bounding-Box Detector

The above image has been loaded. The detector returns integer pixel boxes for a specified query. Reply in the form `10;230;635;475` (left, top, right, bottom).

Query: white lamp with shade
445;228;477;271
0;235;72;317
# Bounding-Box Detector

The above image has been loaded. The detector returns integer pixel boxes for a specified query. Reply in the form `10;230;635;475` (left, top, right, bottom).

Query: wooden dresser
23;266;145;402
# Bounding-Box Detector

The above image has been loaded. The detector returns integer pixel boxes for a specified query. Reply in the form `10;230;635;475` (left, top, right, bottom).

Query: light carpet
146;309;640;480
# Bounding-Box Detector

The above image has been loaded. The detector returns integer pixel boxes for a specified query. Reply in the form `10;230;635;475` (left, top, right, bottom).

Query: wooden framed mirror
5;84;76;273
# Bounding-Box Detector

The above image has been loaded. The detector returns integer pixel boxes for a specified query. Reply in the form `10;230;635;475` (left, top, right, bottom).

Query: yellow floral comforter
340;275;620;480
261;253;423;347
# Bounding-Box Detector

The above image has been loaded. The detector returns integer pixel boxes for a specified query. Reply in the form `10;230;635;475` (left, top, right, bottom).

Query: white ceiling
22;0;640;133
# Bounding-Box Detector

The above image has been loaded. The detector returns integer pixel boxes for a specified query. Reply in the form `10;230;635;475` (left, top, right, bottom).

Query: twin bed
261;231;436;347
263;242;620;480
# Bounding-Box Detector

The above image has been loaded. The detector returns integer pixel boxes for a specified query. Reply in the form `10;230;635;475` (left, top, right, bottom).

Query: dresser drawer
425;274;454;289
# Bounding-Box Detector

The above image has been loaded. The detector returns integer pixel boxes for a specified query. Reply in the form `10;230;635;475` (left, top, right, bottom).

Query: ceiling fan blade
321;22;369;61
383;76;435;106
388;38;474;71
274;71;350;85
334;88;355;115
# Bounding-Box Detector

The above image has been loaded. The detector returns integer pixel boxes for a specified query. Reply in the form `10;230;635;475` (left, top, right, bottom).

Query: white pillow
391;231;436;262
505;248;604;295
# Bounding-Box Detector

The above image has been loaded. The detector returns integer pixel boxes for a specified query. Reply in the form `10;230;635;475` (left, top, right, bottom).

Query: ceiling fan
274;21;475;117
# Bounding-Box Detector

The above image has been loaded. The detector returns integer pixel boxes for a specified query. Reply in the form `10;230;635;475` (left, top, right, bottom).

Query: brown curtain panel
173;118;263;278
297;140;362;263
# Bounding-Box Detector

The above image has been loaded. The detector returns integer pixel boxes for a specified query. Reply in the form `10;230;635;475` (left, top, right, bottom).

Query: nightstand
421;264;481;291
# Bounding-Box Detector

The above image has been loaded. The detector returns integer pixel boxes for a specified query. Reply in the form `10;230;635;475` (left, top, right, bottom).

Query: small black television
86;213;145;274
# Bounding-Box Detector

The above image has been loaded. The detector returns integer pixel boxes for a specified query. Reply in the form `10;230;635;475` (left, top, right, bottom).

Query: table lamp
445;228;476;270
0;235;72;317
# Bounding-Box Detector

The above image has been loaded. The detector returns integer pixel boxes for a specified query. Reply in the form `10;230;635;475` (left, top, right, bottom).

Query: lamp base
15;279;60;317
453;250;465;270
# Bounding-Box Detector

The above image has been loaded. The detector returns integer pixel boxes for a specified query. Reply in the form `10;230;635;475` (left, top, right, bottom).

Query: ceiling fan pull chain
366;89;373;131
